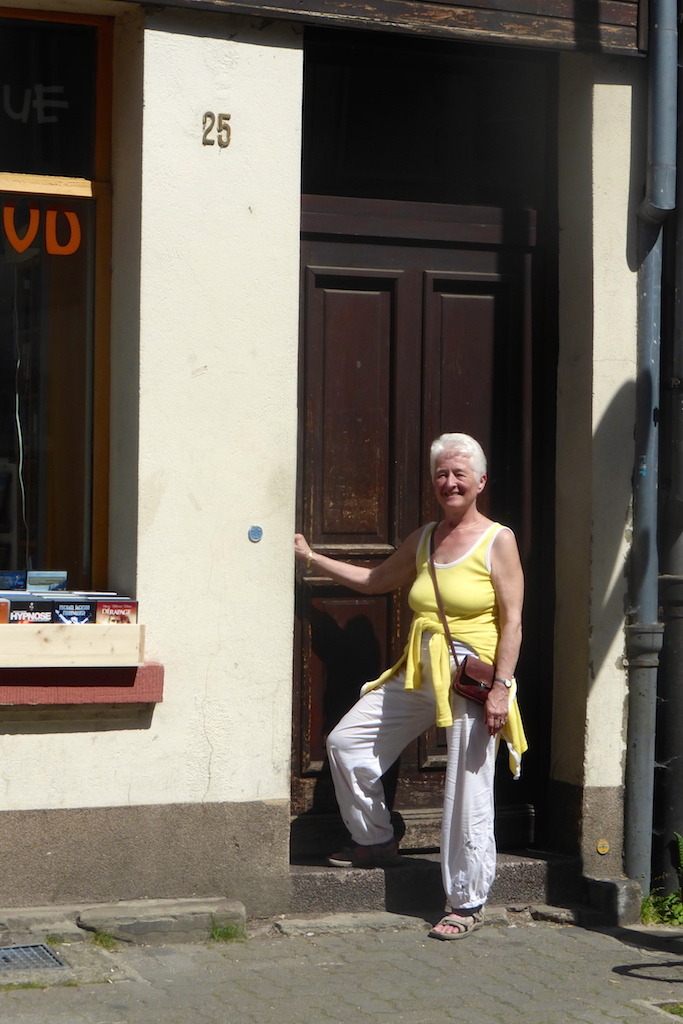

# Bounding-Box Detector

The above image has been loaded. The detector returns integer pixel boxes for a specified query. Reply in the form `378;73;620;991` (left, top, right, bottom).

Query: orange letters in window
3;204;81;255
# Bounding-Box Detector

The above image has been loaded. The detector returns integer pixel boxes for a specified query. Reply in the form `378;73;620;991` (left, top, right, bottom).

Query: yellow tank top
408;521;504;664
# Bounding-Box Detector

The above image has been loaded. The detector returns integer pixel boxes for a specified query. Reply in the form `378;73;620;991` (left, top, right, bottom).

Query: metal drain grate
0;944;65;972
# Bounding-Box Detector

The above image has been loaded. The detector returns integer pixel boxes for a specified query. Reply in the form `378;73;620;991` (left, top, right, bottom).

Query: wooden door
292;195;546;857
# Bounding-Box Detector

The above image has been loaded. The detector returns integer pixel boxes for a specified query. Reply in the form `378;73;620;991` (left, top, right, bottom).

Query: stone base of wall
546;779;625;879
0;799;291;917
580;784;625;879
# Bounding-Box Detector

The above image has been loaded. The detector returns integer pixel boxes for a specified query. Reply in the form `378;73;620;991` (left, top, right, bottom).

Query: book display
0;594;138;624
0;579;143;667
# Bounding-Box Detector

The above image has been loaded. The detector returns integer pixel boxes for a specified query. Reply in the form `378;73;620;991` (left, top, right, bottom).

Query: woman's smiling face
432;452;487;516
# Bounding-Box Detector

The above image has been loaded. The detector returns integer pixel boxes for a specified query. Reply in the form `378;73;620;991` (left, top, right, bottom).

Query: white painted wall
554;54;641;791
0;10;303;810
585;73;639;789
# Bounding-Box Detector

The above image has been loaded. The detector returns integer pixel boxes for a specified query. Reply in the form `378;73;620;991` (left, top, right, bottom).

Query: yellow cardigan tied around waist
360;612;528;780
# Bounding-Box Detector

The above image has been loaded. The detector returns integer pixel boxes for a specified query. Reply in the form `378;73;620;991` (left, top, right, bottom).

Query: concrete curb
0;898;247;946
78;898;246;944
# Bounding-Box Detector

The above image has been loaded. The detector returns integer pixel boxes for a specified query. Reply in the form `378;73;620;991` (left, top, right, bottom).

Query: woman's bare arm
490;529;524;680
294;527;424;595
484;528;524;735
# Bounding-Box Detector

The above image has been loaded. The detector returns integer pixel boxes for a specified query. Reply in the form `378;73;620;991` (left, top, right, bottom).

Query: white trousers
326;639;498;910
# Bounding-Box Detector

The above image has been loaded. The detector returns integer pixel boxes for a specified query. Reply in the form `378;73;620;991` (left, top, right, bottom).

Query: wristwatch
494;676;512;689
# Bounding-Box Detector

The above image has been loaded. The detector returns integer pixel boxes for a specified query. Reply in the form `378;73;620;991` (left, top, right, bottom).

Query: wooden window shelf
0;624;145;668
0;625;161;705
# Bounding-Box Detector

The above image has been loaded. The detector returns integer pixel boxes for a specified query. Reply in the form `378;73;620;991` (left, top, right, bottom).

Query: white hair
429;433;487;482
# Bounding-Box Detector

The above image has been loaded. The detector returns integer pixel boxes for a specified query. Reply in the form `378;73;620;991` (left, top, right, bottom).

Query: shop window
0;12;111;590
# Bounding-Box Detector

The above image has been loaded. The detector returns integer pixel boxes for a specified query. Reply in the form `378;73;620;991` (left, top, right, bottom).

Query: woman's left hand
484;684;509;737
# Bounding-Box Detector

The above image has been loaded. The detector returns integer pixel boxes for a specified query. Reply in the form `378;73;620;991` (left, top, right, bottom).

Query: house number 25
202;112;231;148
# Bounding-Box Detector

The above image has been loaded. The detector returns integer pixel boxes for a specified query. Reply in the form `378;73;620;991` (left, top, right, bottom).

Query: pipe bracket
625;622;665;667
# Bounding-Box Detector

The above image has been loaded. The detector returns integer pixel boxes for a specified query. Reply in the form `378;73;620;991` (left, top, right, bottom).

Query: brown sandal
428;907;484;941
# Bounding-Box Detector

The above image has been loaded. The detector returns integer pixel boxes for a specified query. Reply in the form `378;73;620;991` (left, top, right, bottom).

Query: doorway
292;30;558;858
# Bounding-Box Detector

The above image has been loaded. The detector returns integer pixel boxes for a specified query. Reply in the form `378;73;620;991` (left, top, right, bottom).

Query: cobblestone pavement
1;918;682;1024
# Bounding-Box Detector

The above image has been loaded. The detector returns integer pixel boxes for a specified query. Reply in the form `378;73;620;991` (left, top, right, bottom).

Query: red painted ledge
0;662;164;705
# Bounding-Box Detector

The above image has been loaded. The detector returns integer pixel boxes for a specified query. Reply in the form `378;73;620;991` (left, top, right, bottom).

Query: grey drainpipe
624;0;677;894
655;3;683;895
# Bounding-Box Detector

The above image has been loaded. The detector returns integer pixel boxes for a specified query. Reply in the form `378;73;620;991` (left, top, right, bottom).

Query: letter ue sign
2;203;81;255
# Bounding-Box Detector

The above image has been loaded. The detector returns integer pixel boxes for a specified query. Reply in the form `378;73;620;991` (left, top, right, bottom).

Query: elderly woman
294;432;526;940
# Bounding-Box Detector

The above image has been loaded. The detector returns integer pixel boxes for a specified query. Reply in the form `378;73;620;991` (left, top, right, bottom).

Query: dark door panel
302;265;415;549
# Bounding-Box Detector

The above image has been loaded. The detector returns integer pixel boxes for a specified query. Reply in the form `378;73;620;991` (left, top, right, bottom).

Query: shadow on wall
588;378;637;686
0;704;154;734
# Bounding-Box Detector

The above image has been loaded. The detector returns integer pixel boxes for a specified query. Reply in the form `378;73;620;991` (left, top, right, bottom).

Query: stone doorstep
0;898;247;947
289;855;646;927
290;851;587;919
